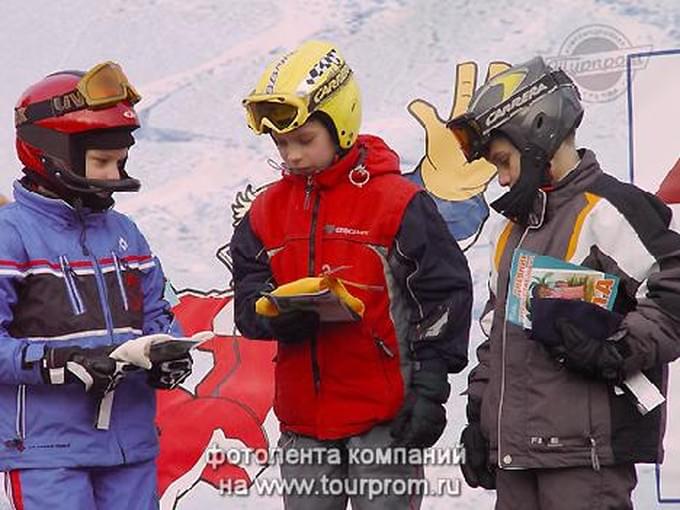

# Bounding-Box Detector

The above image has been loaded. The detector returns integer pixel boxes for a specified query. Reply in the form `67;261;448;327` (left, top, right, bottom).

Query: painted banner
628;49;680;507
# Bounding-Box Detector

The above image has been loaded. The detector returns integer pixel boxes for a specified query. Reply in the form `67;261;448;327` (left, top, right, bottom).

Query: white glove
110;331;214;369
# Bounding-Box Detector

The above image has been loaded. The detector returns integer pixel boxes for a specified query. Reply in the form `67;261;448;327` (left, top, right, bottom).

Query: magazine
506;249;620;329
507;250;664;415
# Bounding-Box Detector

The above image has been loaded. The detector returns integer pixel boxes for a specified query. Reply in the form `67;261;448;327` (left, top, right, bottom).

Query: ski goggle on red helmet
14;61;141;127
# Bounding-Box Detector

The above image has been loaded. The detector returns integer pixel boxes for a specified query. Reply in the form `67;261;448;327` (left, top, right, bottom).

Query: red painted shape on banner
656;158;680;204
156;291;276;495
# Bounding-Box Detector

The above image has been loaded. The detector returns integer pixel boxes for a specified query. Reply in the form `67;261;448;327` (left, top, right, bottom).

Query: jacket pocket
374;335;395;387
272;342;314;427
524;342;591;448
59;255;86;316
372;332;403;415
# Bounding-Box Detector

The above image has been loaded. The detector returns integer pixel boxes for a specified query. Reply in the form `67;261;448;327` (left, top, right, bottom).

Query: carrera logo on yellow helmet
489;70;527;102
308;63;352;111
305;48;344;87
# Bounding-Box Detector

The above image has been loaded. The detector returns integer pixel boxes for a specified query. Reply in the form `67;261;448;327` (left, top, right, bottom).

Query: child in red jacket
233;40;472;510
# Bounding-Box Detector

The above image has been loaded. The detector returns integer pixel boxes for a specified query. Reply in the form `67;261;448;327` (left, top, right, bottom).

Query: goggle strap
15;87;100;126
15;97;64;126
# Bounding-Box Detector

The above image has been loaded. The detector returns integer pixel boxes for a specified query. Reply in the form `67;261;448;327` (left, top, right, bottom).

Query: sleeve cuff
24;343;46;364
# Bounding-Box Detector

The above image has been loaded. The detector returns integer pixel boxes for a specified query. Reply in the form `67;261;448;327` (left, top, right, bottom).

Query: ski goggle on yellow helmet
242;40;362;149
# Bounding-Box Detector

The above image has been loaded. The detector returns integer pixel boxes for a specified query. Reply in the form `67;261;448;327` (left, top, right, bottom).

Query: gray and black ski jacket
469;149;680;469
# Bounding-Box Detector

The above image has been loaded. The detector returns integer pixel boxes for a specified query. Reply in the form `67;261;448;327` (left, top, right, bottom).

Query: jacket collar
545;149;603;209
525;149;603;228
282;134;401;190
13;180;109;228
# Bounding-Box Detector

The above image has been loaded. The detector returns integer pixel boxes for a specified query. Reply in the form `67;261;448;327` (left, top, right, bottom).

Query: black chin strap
23;158;139;212
53;166;140;195
490;144;550;226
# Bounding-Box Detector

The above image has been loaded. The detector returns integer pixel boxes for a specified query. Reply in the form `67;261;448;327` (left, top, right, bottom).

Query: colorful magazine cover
506;249;620;329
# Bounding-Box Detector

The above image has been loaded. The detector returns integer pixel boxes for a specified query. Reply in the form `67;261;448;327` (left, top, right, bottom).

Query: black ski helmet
448;56;583;162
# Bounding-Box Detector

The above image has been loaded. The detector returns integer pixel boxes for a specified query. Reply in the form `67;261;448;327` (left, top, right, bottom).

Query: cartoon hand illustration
408;61;510;201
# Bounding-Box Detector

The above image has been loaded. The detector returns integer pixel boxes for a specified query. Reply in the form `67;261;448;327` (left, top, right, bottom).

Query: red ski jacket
233;134;472;439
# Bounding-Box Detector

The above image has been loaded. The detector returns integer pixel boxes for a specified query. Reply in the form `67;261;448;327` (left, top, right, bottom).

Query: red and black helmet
15;61;142;200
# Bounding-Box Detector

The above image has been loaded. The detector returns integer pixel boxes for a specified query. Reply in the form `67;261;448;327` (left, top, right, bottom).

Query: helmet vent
535;114;544;130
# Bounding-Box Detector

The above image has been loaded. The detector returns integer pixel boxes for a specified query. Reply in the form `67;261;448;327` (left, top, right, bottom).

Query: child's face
85;148;129;181
486;137;521;188
272;118;336;175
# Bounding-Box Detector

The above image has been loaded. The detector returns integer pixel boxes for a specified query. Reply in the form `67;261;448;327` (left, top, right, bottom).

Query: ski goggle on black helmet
447;56;583;162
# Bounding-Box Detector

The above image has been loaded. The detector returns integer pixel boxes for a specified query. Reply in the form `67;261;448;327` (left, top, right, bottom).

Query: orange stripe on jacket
565;192;601;261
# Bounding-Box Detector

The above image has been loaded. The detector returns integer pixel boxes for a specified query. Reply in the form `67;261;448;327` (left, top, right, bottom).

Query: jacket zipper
587;382;601;471
590;436;601;471
92;257;115;341
304;175;314;211
498;227;529;468
11;384;26;450
76;215;115;342
72;207;125;452
111;252;129;311
307;177;322;394
374;336;395;358
59;255;86;316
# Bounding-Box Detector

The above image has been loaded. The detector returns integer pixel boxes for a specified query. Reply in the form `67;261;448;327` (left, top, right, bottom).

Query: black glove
147;342;194;390
550;318;627;383
390;359;450;448
41;345;130;399
459;398;496;489
267;309;320;343
530;298;627;383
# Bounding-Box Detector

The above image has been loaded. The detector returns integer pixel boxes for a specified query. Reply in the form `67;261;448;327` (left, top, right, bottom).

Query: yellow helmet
243;40;362;149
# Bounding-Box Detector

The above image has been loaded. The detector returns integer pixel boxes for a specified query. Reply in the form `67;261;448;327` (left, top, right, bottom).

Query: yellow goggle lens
78;62;141;107
247;101;301;132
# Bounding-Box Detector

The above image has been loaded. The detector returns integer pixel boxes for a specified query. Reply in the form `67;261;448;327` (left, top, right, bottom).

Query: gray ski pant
277;424;424;510
495;463;637;510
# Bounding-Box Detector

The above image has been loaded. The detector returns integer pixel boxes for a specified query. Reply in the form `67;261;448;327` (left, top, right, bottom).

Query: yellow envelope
255;276;365;320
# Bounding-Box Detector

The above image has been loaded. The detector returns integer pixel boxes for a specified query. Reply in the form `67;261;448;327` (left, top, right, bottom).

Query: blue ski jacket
0;181;177;469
